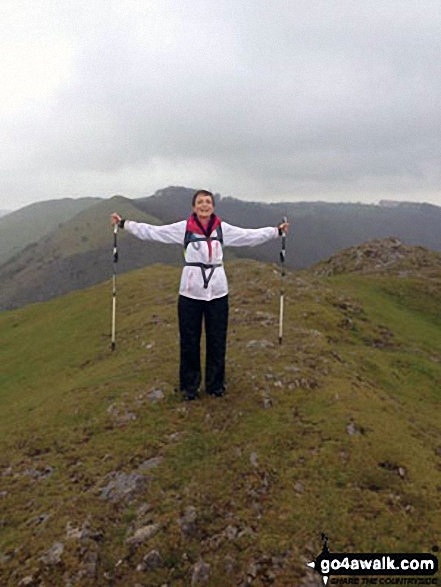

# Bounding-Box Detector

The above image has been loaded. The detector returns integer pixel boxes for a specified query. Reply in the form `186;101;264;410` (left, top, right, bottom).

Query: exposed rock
191;560;210;585
40;542;64;566
138;457;163;471
141;341;155;350
137;549;163;571
247;562;259;579
255;311;276;325
398;467;407;480
224;525;239;540
250;453;259;468
99;471;147;503
347;420;365;436
238;527;257;540
288;378;318;390
224;554;237;575
347;422;357;436
266;570;276;582
372;326;395;349
148;388;165;403
294;482;304;494
107;404;136;426
66;519;91;540
378;461;408;480
77;550;99;580
203;533;225;550
136;502;153;518
178;506;198;537
22;465;54;481
247;340;275;350
126;523;159;546
313;237;441;277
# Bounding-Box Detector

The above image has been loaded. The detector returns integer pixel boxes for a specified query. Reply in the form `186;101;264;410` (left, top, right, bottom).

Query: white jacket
125;219;279;301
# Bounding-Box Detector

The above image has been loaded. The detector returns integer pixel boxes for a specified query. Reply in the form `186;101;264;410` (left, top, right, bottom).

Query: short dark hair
192;190;215;207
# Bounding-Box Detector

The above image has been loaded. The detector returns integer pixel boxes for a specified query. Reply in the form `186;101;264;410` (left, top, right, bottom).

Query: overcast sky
1;0;440;210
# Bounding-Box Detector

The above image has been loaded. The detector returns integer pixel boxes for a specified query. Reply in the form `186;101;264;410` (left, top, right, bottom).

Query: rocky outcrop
314;237;441;276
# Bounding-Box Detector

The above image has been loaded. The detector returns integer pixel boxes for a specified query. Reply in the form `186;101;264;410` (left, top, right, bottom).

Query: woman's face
193;194;214;222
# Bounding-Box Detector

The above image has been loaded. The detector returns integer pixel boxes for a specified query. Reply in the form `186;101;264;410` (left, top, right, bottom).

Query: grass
1;260;440;586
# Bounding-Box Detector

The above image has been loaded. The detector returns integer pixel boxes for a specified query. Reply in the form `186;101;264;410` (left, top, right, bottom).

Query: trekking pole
278;217;287;345
111;224;118;351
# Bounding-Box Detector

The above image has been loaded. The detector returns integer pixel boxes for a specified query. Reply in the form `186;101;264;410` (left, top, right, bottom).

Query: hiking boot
183;389;199;401
207;388;225;398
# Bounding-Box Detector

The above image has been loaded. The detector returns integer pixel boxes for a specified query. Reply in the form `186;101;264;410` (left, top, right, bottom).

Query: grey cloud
1;0;441;207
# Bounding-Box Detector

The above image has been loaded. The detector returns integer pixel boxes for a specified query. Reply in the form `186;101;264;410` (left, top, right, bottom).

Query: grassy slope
1;196;160;269
0;198;102;266
0;197;167;310
1;262;440;586
41;196;162;259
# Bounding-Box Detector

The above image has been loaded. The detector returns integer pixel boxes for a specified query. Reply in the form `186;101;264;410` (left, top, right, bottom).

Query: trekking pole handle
113;225;118;263
279;217;287;264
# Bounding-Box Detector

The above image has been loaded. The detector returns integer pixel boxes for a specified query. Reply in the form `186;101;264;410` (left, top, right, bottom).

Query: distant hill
3;187;441;312
135;187;441;269
1;243;440;585
0;196;183;311
133;186;198;222
0;197;102;266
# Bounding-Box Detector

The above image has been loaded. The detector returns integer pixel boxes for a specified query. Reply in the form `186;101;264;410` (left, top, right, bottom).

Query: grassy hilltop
1;243;440;586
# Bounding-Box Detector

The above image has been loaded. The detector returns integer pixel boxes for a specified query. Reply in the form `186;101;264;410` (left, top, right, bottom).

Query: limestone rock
100;471;147;503
40;542;64;566
137;549;163;571
126;524;159;546
191;561;210;585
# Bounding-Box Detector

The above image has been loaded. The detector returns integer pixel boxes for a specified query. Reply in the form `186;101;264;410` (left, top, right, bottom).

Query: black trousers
178;294;229;395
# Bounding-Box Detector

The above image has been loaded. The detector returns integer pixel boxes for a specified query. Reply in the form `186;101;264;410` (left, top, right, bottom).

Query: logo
307;534;439;586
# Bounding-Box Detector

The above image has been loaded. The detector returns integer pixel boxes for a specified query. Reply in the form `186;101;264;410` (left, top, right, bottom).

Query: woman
111;189;289;401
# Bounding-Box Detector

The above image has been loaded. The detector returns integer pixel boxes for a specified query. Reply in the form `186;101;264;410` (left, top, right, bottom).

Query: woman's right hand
110;213;122;226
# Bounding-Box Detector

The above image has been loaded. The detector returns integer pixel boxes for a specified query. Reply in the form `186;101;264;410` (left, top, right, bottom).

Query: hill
0;196;183;311
135;188;441;269
4;189;441;312
1;241;440;586
0;198;102;266
313;237;441;277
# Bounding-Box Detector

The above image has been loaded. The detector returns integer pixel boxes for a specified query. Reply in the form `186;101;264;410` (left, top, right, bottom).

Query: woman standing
111;190;289;401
